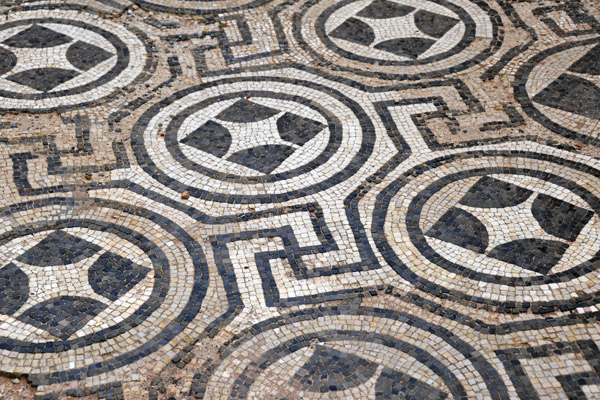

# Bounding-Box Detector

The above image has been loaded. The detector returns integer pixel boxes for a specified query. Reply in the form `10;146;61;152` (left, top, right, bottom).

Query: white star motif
457;195;571;252
356;12;434;46
217;113;300;158
328;3;464;60
10;254;109;318
0;24;116;93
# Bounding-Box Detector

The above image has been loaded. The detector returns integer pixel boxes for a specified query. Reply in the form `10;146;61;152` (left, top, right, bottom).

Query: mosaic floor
0;0;599;398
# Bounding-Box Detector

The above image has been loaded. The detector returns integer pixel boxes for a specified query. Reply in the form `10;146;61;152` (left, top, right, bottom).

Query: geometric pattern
515;38;600;145
426;176;593;274
0;197;208;390
297;0;500;79
374;149;600;312
132;75;375;202
193;307;508;399
0;10;148;111
496;341;600;399
180;98;325;174
0;0;600;399
329;1;460;60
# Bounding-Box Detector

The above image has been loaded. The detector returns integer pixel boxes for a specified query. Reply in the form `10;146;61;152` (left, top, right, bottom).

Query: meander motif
0;0;598;398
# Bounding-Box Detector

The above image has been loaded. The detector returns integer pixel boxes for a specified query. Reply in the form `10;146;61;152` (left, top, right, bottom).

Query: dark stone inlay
487;239;569;274
180;120;232;158
292;345;378;392
497;340;600;400
131;0;272;15
568;43;600;76
18;296;107;340
6;68;80;92
5;220;170;352
66;40;114;71
374;37;437;59
133;77;374;203
356;0;415;19
88;252;151;301
374;151;600;312
414;9;459;38
276;112;324;146
426;207;488;253
3;24;72;48
375;368;449;399
216;99;280;123
329;18;375;46
196;307;509;400
227;144;296;174
532;193;593;242
533;73;600;120
307;0;498;80
0;47;16;76
514;38;600;145
0;17;137;105
459;176;533;208
0;263;29;316
17;231;101;267
0;197;209;385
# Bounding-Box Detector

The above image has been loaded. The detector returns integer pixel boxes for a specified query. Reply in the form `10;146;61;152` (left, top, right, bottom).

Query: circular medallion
0;198;207;382
0;10;148;111
296;0;500;79
197;307;507;399
374;150;600;311
131;0;271;15
132;76;375;203
515;38;600;145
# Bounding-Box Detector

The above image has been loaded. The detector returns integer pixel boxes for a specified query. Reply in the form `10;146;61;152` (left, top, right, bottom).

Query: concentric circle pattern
1;0;600;398
132;76;374;202
515;38;600;144
199;307;508;399
0;10;148;111
374;150;600;310
0;197;208;384
131;0;271;15
296;0;500;79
